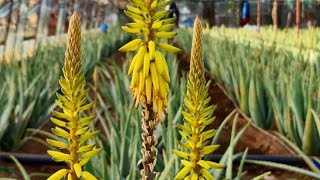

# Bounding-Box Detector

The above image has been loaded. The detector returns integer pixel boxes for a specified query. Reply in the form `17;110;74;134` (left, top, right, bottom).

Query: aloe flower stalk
173;17;223;180
118;0;180;179
46;12;101;180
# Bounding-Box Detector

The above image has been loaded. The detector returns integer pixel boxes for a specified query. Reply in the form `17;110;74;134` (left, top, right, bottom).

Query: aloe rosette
173;17;223;180
46;12;101;180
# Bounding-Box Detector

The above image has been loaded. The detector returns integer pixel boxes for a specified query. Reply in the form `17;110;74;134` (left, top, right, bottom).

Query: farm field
1;0;320;180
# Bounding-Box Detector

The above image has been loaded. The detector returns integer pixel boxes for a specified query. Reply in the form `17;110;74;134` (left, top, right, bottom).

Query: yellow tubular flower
119;0;181;120
119;1;180;179
47;12;101;180
173;17;223;180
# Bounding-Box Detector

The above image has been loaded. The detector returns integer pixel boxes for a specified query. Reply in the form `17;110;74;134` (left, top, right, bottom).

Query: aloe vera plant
46;12;101;180
0;48;62;151
95;62;142;180
173;17;223;180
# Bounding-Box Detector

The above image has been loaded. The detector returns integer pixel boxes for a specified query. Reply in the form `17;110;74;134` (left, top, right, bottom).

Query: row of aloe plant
0;28;130;151
209;26;320;53
6;19;320;180
177;27;320;155
4;8;319;179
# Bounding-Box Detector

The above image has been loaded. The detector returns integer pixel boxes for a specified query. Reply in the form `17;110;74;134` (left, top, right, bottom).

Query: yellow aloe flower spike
119;0;181;120
173;17;223;180
47;12;101;180
119;0;180;179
